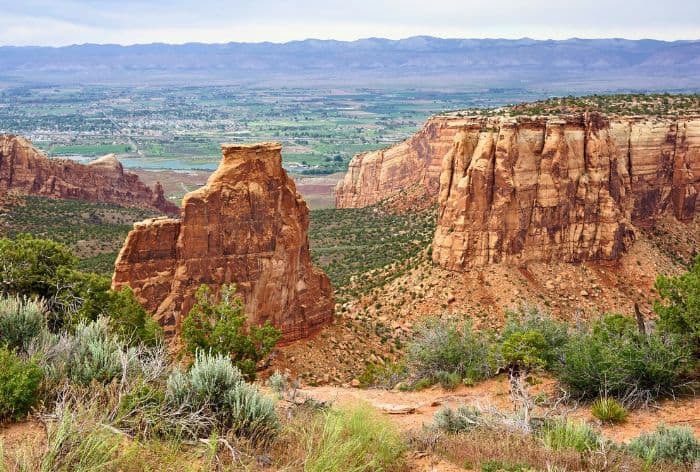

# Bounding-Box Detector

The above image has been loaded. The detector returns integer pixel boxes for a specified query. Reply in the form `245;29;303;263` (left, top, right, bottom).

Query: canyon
112;142;334;342
0;135;179;215
336;112;700;268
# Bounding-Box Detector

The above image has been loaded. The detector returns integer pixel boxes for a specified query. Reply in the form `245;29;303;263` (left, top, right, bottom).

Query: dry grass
406;428;693;472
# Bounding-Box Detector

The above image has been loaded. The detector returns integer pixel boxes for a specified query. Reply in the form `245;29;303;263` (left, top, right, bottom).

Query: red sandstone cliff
0;135;179;214
335;117;470;208
432;113;700;268
112;143;334;342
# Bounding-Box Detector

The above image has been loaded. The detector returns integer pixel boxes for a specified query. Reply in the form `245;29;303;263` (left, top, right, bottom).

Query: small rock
351;379;361;388
580;290;589;297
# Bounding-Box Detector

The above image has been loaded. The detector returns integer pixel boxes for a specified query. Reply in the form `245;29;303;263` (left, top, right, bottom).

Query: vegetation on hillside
447;93;700;117
309;204;436;302
0;196;159;275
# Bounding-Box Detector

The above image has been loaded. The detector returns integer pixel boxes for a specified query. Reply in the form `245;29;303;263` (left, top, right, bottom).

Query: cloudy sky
2;0;699;46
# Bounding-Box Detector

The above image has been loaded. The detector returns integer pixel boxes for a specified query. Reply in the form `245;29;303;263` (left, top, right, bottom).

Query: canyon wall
0;135;179;214
112;143;334;342
432;113;700;269
335;117;470;208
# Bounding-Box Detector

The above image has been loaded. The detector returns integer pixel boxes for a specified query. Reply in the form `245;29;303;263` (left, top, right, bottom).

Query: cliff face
432;114;700;269
335;117;470;208
0;135;179;214
112;143;334;342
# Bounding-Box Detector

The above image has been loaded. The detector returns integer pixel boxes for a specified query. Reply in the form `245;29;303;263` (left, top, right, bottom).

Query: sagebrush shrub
0;296;46;352
66;318;132;385
433;405;482;433
406;317;493;388
591;397;628;424
0;347;43;422
628;424;700;464
164;351;278;441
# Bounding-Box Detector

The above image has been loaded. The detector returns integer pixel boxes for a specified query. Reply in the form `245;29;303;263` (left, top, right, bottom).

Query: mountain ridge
3;37;700;88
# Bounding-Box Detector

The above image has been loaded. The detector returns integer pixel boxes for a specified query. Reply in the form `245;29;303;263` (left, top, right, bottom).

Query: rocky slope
433;113;700;268
335;117;468;208
0;135;179;214
112;143;334;342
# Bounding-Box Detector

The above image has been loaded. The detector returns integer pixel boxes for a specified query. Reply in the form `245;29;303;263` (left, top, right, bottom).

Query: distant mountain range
2;37;700;90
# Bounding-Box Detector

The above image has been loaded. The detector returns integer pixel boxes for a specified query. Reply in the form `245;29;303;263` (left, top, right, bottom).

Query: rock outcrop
432;113;700;269
335;117;470;208
112;143;334;342
0;135;179;214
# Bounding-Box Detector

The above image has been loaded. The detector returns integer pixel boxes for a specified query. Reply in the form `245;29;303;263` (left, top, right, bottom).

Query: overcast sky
2;0;699;46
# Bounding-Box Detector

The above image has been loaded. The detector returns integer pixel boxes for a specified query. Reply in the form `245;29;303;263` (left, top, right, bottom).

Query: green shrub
501;308;569;368
164;351;278;441
654;256;700;354
0;234;77;302
182;285;281;380
105;287;162;346
628;424;700;464
557;314;693;404
0;347;43;422
302;405;406;472
0;296;46;352
500;330;547;375
591;397;628;424
540;420;601;452
406;317;494;388
433;405;482;433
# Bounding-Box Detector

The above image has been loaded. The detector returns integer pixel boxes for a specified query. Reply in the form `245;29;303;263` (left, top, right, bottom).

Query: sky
1;0;699;47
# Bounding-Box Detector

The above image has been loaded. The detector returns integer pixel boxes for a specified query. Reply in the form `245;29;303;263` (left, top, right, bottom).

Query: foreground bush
628;424;700;465
0;296;46;352
591;397;628;424
557;314;692;404
405;317;494;388
301;406;406;472
164;351;278;441
0;347;43;422
182;285;281;380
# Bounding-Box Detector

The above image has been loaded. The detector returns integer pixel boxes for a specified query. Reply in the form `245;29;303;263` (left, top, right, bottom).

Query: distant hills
2;36;700;90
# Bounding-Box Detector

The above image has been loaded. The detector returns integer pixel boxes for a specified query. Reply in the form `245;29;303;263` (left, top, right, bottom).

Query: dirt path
298;376;700;443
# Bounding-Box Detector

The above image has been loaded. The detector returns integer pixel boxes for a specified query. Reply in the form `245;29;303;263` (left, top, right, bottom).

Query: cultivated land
0;86;543;177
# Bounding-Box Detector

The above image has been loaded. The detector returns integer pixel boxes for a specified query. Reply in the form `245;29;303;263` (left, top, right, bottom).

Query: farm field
0;85;546;174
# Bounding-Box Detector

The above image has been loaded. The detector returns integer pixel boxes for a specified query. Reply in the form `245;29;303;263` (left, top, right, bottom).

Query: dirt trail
299;376;700;443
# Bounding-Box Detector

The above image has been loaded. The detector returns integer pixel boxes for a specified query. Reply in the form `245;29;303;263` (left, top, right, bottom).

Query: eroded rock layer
335;117;471;208
112;143;334;342
433;113;700;269
0;135;179;214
